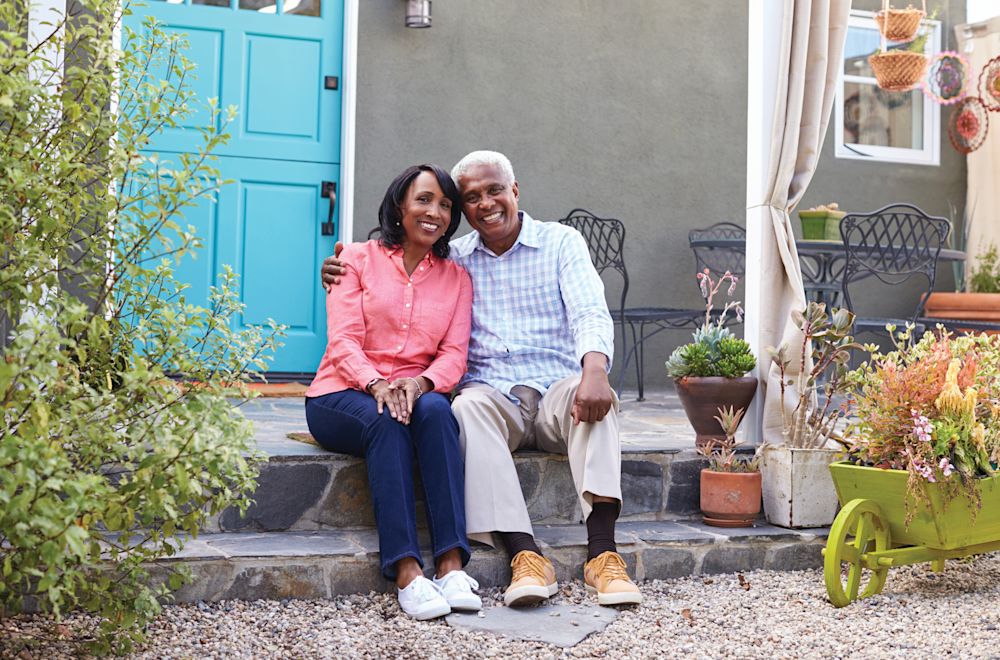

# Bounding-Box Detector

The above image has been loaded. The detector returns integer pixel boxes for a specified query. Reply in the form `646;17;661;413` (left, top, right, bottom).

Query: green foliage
969;244;1000;294
665;271;756;379
0;1;282;653
767;302;859;449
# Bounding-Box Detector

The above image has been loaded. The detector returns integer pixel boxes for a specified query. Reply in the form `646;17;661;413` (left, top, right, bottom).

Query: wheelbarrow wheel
824;498;891;607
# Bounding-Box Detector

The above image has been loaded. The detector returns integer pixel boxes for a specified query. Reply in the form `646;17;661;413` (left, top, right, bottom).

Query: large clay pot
674;376;758;448
700;469;762;527
924;292;1000;335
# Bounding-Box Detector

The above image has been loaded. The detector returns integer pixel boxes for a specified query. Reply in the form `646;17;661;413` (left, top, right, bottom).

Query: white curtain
956;16;1000;275
756;0;852;445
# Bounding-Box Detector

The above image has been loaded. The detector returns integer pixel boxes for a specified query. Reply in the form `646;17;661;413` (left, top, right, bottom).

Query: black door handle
321;181;336;236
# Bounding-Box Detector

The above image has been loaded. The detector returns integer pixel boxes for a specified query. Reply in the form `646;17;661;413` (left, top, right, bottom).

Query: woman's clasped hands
369;376;424;424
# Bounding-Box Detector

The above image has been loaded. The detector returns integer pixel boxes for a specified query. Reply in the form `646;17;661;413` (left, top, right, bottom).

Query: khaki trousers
451;376;622;547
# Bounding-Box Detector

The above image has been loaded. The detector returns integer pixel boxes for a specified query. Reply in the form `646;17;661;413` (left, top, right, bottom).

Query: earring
395;221;401;226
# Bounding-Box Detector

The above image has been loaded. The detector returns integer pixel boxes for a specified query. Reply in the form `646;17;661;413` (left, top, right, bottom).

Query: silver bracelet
406;377;423;399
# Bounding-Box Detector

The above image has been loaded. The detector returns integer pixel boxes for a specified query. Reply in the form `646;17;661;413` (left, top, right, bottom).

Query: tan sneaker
584;551;642;606
504;550;558;607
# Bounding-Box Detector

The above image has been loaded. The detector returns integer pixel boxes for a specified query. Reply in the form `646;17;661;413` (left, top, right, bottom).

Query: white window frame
834;10;941;166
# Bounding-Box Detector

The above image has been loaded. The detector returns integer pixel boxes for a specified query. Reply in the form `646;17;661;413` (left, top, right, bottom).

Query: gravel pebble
3;553;1000;659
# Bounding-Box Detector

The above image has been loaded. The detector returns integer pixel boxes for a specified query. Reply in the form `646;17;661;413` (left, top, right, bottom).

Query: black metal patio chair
558;210;744;400
839;203;950;338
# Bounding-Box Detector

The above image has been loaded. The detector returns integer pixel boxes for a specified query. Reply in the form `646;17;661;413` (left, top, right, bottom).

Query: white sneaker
397;576;451;620
433;570;482;612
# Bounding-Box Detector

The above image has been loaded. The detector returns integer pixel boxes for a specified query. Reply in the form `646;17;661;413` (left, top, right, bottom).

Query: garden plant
665;269;755;379
845;328;1000;522
0;1;281;653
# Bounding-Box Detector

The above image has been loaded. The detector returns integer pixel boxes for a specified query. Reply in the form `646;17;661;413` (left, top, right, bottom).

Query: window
834;10;941;166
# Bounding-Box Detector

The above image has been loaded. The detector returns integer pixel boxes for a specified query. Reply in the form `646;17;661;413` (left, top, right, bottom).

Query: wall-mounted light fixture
405;0;431;28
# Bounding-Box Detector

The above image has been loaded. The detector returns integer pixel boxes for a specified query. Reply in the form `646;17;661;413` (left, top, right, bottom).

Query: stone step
208;447;708;533
151;520;829;603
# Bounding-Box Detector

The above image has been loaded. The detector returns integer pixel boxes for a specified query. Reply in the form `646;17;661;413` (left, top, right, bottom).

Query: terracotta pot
674;376;758;448
700;469;762;528
924;292;1000;335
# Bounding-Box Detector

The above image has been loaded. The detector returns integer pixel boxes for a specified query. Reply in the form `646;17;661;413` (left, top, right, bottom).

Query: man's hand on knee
572;353;614;425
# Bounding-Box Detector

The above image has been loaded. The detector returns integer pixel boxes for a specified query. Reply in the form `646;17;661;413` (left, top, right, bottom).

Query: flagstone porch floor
241;386;697;457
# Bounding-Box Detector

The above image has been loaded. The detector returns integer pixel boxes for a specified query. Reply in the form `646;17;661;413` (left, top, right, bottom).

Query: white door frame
339;0;359;244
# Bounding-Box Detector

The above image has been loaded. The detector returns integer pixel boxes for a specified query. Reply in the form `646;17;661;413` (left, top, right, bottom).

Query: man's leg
535;375;641;605
451;383;557;606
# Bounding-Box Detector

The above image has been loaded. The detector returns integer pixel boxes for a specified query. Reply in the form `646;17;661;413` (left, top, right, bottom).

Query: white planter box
760;446;842;528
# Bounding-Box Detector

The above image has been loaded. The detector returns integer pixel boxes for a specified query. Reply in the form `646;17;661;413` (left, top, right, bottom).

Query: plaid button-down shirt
450;212;613;400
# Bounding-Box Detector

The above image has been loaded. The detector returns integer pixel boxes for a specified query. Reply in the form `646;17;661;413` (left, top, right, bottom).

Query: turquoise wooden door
126;0;343;374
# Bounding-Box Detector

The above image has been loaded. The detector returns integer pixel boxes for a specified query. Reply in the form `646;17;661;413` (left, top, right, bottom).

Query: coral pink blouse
306;241;473;397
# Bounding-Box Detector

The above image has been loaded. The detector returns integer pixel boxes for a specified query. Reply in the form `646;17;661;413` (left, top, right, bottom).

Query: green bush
0;1;281;653
969;244;1000;294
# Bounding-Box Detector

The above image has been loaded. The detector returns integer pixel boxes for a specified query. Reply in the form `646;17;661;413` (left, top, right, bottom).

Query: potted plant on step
761;301;859;528
666;269;757;449
925;243;1000;332
698;406;761;527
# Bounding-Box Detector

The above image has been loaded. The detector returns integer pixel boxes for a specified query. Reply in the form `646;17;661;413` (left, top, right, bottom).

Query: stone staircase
151;395;829;602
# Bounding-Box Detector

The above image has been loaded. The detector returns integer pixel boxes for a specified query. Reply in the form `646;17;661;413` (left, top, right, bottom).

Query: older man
323;151;640;606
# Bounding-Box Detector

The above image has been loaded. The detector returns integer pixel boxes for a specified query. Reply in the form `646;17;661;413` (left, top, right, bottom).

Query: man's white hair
450;150;516;185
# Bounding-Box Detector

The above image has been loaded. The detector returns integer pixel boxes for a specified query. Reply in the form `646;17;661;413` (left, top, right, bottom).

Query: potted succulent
698;406;761;527
761;301;859;528
924;242;1000;331
798;203;846;241
666;269;757;449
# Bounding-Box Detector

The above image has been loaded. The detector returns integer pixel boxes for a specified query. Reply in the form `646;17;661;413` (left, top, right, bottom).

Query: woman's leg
305;391;423;584
407;393;471;575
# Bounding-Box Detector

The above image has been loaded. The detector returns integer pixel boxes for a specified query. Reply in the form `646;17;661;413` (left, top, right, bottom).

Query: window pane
844;26;881;76
240;0;277;11
843;25;915;78
192;0;231;7
844;81;923;149
283;0;320;15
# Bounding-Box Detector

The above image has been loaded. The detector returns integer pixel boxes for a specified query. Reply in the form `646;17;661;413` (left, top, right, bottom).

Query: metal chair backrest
839;203;950;324
688;222;746;281
557;208;628;319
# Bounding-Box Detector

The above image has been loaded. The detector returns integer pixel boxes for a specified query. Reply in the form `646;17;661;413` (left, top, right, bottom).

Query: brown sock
500;532;541;559
586;502;619;561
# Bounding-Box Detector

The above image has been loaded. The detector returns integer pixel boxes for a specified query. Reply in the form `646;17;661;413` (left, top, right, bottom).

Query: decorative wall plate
948;96;989;154
978;56;1000;112
923;51;969;105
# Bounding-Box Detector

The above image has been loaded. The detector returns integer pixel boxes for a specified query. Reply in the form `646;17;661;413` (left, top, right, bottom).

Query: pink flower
939;457;954;477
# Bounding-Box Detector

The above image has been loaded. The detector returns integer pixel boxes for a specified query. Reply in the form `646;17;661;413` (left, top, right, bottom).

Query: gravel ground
3;553;1000;659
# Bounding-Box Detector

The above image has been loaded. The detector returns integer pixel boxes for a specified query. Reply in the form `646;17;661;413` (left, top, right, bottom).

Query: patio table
687;237;965;308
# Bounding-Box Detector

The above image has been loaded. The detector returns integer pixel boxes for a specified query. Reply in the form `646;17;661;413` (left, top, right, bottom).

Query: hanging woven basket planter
869;50;929;92
874;0;926;42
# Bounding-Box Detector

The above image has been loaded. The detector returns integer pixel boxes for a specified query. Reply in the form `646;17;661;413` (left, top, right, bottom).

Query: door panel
132;0;343;164
126;0;343;374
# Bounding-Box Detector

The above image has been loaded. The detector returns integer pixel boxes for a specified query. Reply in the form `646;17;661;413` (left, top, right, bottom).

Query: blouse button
402;324;408;329
405;303;411;308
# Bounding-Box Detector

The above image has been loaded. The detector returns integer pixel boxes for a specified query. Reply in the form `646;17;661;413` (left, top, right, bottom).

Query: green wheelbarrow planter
822;462;1000;607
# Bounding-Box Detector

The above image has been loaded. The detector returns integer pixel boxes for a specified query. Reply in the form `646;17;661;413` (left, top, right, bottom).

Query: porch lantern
405;0;431;28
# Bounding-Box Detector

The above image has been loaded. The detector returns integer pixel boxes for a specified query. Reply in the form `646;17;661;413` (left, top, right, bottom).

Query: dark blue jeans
305;389;470;580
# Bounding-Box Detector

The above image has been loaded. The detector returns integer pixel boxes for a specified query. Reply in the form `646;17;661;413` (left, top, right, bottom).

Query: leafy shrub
665;271;756;379
969;244;1000;294
0;1;281;653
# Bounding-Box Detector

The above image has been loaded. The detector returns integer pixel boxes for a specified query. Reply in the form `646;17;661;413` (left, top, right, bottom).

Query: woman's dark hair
369;164;463;259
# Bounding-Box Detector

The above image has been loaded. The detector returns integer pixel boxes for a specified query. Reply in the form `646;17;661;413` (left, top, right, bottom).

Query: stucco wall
353;0;966;391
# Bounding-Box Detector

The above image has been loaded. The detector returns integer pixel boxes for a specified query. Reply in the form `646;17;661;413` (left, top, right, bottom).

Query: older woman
305;164;476;620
